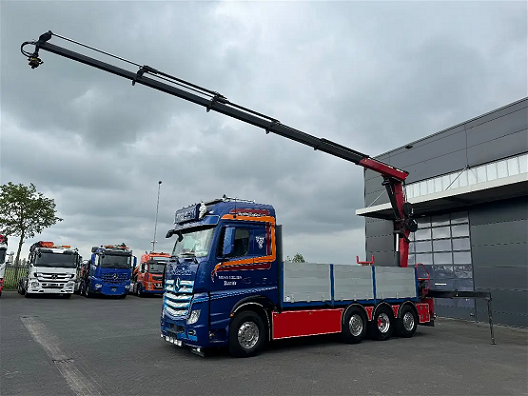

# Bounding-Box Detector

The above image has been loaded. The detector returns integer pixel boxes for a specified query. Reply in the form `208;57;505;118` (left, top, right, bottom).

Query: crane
21;30;418;268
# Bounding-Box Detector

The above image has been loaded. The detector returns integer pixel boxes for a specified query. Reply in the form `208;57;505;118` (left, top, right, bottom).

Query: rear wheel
395;305;418;338
228;311;266;358
370;306;393;341
341;306;367;344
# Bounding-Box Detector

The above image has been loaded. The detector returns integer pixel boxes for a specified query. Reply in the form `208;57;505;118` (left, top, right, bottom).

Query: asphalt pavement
1;290;527;396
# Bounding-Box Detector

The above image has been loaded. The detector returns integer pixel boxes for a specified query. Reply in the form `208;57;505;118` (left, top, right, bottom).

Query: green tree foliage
0;182;63;270
287;253;306;263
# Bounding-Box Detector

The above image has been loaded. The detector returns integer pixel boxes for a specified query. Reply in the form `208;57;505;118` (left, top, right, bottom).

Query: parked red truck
130;252;170;296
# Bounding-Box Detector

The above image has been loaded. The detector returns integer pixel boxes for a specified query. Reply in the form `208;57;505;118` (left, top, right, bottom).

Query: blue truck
160;198;434;357
78;244;134;298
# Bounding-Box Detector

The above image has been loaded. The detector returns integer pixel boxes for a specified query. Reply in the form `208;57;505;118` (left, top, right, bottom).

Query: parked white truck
18;241;80;298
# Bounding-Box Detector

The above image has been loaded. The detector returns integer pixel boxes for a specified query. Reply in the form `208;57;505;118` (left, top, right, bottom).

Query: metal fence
2;264;28;290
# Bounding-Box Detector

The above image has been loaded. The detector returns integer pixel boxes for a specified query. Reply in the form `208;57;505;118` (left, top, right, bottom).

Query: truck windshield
148;261;167;274
0;249;6;264
172;228;214;258
101;255;131;269
36;252;76;268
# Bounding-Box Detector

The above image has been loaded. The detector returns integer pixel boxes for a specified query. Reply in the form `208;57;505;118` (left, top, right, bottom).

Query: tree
287;253;306;263
0;182;63;271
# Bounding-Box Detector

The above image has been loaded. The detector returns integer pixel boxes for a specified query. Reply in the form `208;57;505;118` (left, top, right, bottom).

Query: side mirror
221;226;236;257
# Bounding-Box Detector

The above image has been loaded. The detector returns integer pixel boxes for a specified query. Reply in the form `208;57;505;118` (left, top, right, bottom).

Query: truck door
213;221;276;288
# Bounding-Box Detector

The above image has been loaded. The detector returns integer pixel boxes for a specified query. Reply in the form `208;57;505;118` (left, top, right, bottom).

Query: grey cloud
2;1;526;263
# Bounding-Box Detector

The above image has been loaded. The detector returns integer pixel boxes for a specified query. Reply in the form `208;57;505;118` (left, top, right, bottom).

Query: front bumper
28;282;75;294
96;283;128;295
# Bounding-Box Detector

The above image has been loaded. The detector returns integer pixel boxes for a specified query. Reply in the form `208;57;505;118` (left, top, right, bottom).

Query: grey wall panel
475;294;528;328
365;189;390;207
466;129;528;168
466;106;527;147
470;220;528;246
366;235;395;252
364;175;386;196
365;250;396;267
465;101;528;132
471;244;528;269
470;198;528;328
473;266;528;290
403;150;468;184
365;218;393;236
474;289;528;321
470;196;528;225
389;128;466;169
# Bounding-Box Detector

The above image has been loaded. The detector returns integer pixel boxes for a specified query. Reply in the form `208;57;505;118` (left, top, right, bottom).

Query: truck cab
18;241;79;298
79;244;132;298
0;235;8;297
131;252;169;296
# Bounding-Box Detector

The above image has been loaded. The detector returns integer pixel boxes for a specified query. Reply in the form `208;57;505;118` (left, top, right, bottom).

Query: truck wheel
63;294;72;299
24;292;32;298
341;306;367;344
119;293;127;299
370;306;393;341
18;282;25;295
395;305;418;338
137;284;143;297
228;311;266;358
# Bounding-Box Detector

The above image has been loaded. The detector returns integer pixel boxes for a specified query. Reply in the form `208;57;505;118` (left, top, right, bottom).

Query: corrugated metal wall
363;98;528;326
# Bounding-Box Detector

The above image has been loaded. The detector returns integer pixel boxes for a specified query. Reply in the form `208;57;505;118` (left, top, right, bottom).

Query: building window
409;211;474;308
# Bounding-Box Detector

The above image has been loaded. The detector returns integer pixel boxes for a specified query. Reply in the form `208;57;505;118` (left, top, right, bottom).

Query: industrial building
357;97;527;328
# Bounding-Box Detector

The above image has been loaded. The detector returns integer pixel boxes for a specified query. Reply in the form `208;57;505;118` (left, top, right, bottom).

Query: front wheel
228;311;266;358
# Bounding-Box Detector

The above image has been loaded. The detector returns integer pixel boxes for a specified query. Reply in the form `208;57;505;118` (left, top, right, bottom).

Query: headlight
69;274;75;279
95;283;102;289
31;281;39;288
187;309;201;325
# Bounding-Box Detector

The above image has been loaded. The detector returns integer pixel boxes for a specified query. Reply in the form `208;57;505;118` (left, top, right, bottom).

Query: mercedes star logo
51;274;58;279
113;273;118;280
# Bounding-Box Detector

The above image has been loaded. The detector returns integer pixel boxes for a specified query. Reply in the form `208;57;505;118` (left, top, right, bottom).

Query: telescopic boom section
21;31;416;267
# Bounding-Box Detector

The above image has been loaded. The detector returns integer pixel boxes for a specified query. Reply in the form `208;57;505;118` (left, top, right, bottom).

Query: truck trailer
78;244;133;298
18;241;80;298
0;235;8;297
130;251;170;296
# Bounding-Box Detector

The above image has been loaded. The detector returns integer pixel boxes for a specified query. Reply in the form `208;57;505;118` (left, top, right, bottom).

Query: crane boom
21;30;418;267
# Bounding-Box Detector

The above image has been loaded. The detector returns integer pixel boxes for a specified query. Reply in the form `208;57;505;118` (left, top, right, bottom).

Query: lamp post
151;181;162;252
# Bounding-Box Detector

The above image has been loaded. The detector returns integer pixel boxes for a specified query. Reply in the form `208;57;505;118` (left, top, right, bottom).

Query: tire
341;306;367;344
395;304;418;338
63;294;72;299
370;305;394;341
24;291;32;298
119;293;127;299
137;284;144;297
18;282;25;295
228;310;266;358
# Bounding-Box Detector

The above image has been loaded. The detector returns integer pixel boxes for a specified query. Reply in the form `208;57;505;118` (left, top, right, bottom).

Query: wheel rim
377;313;391;333
349;314;364;337
238;322;260;350
403;311;415;331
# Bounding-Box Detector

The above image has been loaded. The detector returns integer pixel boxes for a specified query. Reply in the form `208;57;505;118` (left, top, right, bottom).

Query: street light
151;181;162;252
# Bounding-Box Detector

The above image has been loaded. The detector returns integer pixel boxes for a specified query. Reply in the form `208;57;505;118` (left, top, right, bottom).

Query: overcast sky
1;1;526;264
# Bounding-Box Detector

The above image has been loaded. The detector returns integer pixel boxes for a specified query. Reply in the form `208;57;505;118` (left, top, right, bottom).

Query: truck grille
101;273;129;284
163;279;194;318
38;273;71;282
